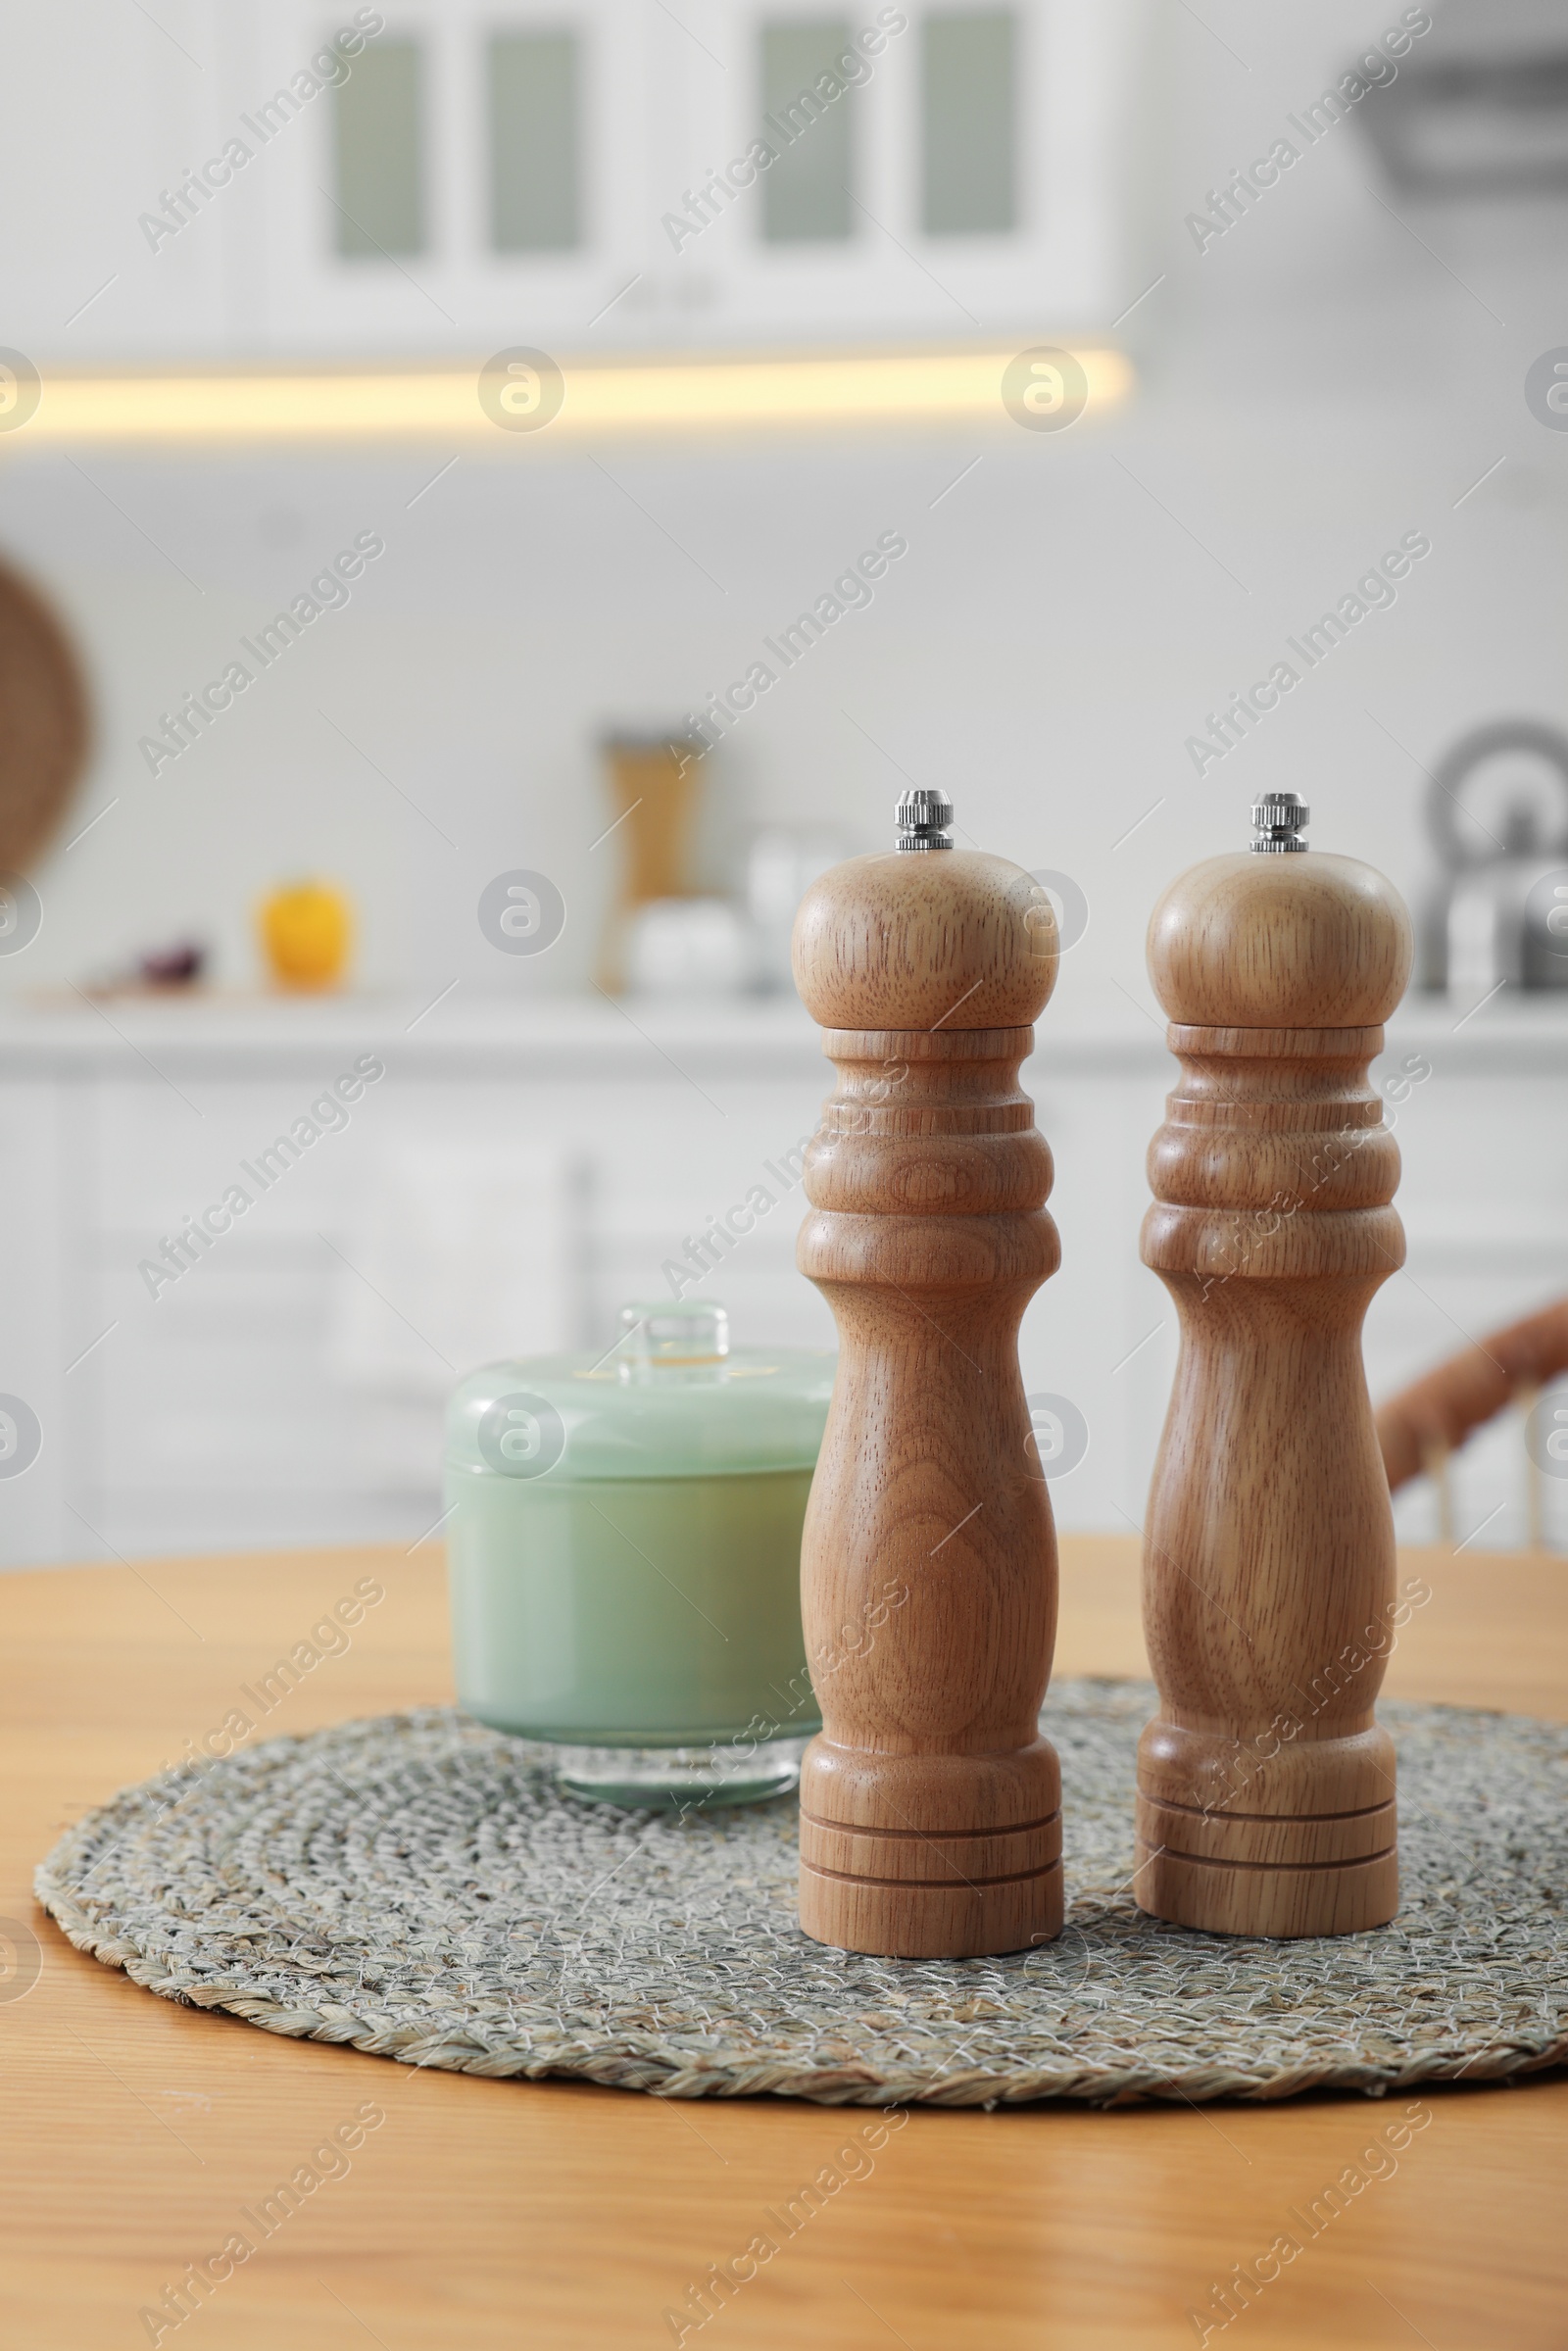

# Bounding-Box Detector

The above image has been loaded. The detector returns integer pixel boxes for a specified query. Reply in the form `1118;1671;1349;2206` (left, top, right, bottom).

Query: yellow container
259;880;353;990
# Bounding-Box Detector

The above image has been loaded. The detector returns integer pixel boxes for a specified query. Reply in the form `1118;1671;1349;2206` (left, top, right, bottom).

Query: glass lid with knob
445;1299;835;1482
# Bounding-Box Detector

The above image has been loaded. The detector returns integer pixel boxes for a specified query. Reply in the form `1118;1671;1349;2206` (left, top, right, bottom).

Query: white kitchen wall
2;377;1559;1010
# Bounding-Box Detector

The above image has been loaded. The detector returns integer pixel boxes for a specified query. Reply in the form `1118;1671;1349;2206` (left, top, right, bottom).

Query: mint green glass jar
445;1302;833;1807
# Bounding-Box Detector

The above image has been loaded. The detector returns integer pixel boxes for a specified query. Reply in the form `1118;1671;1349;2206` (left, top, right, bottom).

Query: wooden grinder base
1134;1714;1400;1939
798;1722;1063;1962
1132;1837;1399;1941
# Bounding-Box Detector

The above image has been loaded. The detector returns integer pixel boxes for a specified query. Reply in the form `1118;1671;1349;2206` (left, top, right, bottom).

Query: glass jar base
553;1735;808;1811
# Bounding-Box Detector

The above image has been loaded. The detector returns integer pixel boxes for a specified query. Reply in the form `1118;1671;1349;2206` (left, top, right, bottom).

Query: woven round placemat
35;1679;1568;2108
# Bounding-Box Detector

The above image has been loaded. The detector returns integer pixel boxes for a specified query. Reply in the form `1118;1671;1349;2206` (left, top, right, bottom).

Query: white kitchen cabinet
654;0;1143;346
17;0;1146;364
234;0;656;353
0;1083;71;1568
0;991;1560;1566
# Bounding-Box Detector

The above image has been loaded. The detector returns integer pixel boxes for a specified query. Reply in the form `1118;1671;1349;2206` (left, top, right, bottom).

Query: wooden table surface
2;1535;1564;2350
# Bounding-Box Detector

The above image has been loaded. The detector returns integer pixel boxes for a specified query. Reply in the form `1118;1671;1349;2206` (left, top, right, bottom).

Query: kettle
1419;719;1568;992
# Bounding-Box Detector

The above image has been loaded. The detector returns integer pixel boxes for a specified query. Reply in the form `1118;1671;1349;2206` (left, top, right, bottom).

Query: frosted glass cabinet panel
487;30;583;252
760;20;858;243
332;37;427;256
922;9;1017;234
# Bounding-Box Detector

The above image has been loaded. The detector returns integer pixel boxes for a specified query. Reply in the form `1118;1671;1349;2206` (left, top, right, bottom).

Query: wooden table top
2;1535;1564;2350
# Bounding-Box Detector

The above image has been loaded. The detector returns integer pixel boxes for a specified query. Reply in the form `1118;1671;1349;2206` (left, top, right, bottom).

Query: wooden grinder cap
1148;796;1411;1029
793;799;1057;1030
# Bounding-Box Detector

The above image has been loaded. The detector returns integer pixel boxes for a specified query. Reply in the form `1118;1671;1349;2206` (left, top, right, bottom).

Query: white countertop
0;981;1560;1075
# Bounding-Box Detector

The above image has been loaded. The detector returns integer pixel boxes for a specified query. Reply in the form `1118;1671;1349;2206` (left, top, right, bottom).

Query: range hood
1360;0;1568;193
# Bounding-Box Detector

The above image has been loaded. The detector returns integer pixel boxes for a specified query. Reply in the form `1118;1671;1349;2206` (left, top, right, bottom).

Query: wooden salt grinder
1136;792;1413;1937
791;790;1063;1959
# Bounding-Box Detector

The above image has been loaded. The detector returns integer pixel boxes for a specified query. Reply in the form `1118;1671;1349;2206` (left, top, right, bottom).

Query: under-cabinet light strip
4;344;1133;446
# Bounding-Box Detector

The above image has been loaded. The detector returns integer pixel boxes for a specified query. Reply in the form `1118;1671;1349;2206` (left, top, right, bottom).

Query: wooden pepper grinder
791;790;1063;1958
1136;792;1413;1938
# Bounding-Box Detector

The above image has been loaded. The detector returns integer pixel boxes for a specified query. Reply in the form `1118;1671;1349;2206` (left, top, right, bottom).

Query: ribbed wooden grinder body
1136;852;1414;1939
792;851;1062;1958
